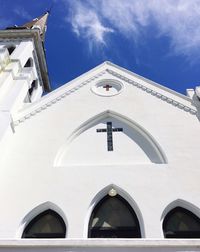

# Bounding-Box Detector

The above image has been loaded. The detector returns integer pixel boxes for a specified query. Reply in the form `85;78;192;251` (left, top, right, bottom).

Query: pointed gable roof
6;12;49;42
13;61;197;127
22;12;49;41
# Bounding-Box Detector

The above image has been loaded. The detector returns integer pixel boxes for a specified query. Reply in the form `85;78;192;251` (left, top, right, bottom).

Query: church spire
21;12;49;41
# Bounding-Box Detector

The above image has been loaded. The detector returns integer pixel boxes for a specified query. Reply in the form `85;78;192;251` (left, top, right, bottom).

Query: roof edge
104;61;191;102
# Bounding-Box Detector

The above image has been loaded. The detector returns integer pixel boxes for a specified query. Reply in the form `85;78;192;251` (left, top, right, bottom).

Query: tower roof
22;12;49;41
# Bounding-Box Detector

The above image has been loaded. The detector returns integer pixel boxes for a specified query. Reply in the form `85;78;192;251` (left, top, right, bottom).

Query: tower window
22;209;66;238
88;195;141;238
163;207;200;238
24;58;33;67
6;45;16;55
28;80;38;97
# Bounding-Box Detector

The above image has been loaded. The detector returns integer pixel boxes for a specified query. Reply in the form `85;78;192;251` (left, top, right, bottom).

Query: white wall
0;63;200;240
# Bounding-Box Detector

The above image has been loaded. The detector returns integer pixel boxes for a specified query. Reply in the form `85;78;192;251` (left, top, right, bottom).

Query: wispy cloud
63;0;200;59
13;7;32;21
64;1;114;48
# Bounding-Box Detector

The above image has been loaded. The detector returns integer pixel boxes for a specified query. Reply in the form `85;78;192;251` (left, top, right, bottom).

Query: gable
13;61;197;127
8;61;200;167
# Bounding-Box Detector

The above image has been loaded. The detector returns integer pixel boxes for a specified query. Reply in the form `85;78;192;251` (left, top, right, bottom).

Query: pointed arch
22;209;66;238
84;184;145;238
161;200;200;238
161;199;200;221
17;202;67;238
54;110;167;166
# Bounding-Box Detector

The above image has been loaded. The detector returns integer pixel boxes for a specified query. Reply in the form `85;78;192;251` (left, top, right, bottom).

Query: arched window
163;207;200;238
22;209;66;238
88;195;141;238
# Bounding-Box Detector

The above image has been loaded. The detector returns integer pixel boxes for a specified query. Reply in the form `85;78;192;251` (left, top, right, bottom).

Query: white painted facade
0;19;200;251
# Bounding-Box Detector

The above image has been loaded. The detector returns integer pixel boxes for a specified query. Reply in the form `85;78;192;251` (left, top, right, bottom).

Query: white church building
0;12;200;252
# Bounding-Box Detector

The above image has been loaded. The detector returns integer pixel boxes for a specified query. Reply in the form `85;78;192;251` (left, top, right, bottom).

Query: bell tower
0;12;51;152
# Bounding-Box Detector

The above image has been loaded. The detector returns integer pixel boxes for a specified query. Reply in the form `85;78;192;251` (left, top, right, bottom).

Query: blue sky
1;0;200;94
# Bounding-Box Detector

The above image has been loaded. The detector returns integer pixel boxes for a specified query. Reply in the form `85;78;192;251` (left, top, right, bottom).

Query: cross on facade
96;122;123;151
103;84;112;91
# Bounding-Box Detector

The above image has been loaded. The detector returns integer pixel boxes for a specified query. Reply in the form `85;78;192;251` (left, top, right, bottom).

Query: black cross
96;122;123;151
103;84;112;91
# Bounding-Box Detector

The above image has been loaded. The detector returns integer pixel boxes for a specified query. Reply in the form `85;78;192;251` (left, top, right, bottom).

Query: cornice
107;69;197;115
13;70;107;126
13;68;197;127
105;61;192;102
0;29;50;92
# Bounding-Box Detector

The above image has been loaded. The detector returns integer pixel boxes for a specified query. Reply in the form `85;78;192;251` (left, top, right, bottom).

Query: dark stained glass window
88;195;141;238
163;207;200;238
22;209;66;238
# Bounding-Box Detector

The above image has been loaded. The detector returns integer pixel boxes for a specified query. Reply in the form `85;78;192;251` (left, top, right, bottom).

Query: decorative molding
106;69;197;115
13;68;197;127
13;71;107;126
91;79;124;97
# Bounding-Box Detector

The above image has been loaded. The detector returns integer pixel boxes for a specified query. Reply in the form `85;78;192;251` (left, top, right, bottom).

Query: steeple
0;10;51;114
6;12;49;42
21;12;49;41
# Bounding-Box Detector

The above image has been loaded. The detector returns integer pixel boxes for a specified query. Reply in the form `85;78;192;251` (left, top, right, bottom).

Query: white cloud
66;1;113;47
64;0;200;58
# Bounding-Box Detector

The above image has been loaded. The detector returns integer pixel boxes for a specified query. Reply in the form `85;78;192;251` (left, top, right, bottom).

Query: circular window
91;79;123;97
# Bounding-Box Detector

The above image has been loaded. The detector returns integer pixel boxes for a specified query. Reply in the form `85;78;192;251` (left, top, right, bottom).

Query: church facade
0;13;200;252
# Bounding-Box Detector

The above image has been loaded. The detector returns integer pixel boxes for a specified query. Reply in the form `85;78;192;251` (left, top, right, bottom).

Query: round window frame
91;79;124;97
